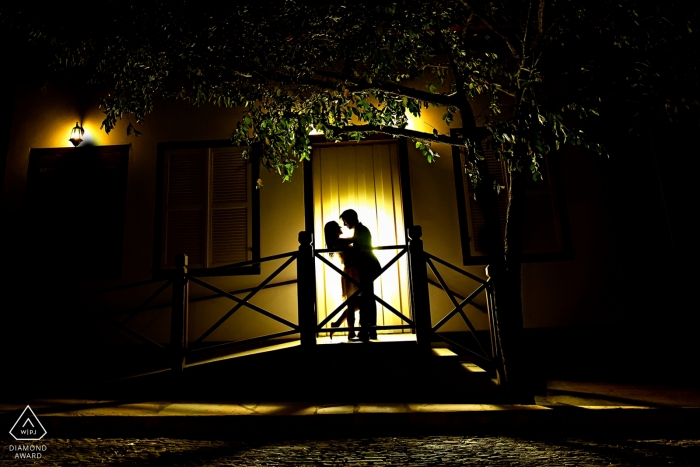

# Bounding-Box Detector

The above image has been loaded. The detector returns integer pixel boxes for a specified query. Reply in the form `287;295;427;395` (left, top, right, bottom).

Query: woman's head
324;221;342;248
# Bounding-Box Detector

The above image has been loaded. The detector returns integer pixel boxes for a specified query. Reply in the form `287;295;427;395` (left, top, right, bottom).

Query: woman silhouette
324;221;359;340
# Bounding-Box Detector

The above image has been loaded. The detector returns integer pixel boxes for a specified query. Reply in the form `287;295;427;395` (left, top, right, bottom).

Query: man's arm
334;237;353;247
334;223;372;248
352;224;372;248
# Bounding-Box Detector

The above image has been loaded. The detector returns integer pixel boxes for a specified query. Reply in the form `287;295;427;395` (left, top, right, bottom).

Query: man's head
340;209;358;229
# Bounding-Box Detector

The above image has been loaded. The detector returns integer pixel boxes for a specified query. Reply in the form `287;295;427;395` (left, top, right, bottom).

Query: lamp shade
69;122;84;147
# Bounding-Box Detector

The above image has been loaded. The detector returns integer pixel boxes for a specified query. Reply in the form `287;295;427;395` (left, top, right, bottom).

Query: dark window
24;144;130;279
453;140;572;264
154;141;260;275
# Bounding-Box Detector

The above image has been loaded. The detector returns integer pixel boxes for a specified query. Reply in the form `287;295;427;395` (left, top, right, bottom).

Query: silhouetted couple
324;209;381;342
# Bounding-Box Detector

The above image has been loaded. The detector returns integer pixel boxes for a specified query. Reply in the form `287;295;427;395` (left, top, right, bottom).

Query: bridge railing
91;251;301;377
171;249;302;372
407;225;501;373
313;243;414;336
95;226;502;382
93;278;173;357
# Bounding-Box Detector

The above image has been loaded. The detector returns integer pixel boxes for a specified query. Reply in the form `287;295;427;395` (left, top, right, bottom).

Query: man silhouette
339;209;381;341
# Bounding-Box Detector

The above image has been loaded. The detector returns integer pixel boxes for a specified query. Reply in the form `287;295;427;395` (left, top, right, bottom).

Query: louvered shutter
461;141;508;255
209;148;250;267
163;149;207;268
460;142;563;257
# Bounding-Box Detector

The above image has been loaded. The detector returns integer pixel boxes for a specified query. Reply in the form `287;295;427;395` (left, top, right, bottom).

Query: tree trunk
478;166;531;402
502;166;532;401
473;159;532;399
456;90;531;401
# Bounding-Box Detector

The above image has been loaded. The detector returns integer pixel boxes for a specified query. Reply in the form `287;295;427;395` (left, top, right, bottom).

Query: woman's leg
346;298;357;339
331;309;347;327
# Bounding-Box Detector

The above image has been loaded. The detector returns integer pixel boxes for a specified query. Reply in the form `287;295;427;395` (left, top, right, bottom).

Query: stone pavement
2;380;700;465
1;380;699;440
2;435;700;466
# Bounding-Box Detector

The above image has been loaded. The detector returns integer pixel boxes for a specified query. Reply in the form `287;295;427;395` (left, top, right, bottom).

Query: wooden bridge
91;226;505;402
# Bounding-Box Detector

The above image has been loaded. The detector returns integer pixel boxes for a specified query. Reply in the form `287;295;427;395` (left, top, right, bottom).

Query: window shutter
462;141;508;255
209;148;250;267
163;149;207;268
460;143;564;257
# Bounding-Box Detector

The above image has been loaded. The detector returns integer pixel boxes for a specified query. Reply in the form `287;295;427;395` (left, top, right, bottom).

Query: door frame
305;134;415;335
303;134;414;236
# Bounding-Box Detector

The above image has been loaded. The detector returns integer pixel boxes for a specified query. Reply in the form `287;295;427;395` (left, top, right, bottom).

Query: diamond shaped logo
9;406;47;441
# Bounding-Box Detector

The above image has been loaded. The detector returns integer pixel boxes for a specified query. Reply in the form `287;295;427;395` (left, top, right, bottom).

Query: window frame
153;140;260;277
452;135;573;265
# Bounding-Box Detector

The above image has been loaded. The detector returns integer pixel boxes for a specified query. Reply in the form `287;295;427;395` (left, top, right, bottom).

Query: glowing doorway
312;141;411;335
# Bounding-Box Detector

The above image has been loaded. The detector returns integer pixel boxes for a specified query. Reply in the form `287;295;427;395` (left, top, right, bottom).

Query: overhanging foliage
3;1;697;182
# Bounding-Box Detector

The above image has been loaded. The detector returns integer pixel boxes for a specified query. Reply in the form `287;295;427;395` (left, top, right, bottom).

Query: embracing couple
324;209;382;342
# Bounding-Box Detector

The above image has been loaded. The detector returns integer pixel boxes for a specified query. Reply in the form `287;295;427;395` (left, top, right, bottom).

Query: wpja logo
7;406;48;460
9;406;47;441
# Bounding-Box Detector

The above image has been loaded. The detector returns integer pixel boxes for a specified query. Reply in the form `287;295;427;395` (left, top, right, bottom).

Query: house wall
2;82;305;346
404;122;672;334
2;82;673;351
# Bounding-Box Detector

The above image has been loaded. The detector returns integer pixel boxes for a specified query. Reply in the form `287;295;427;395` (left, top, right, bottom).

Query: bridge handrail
423;252;487;284
426;278;487;313
95;229;503;385
192;250;297;274
190;254;300;345
423;255;499;371
314;244;414;331
315;244;407;254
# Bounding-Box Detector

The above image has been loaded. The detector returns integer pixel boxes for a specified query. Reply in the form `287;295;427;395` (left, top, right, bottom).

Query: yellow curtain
312;141;410;335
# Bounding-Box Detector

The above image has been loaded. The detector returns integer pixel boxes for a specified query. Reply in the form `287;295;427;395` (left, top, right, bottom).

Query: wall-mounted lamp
69;122;84;147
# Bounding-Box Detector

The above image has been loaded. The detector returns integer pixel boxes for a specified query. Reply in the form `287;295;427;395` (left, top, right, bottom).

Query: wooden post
297;231;317;347
485;266;503;386
407;225;431;351
170;253;189;374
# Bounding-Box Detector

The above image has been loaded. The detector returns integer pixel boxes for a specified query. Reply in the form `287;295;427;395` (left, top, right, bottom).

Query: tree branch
523;1;532;59
471;76;516;96
313;69;460;106
241;67;461;107
459;0;521;60
323;124;486;146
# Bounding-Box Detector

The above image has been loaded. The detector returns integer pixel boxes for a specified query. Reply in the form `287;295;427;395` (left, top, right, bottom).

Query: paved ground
3;436;700;466
2;380;700;465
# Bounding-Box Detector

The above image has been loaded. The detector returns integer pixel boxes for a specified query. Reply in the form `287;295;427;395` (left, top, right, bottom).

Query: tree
3;0;698;398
